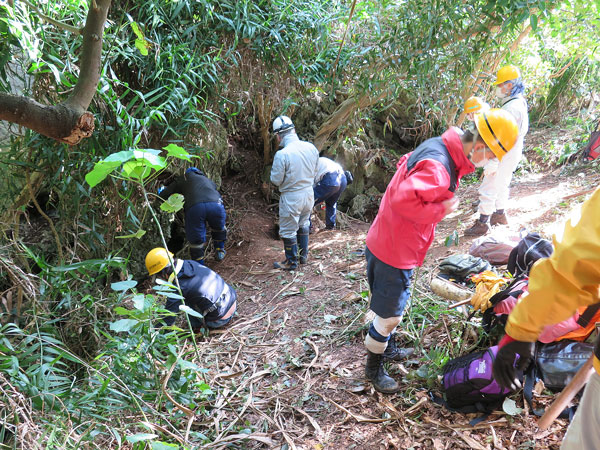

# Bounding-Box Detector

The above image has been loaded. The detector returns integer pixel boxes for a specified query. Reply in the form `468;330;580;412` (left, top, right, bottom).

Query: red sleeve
387;159;452;224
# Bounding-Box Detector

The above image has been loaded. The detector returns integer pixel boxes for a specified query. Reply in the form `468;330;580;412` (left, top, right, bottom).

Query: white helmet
272;116;294;135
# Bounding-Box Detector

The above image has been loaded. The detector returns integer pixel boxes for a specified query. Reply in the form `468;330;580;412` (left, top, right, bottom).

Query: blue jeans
313;172;347;228
185;201;226;246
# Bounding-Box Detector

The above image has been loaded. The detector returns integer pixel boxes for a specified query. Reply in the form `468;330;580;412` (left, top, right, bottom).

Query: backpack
438;254;491;282
481;276;529;334
440;346;515;413
469;234;520;265
507;232;553;277
582;120;600;161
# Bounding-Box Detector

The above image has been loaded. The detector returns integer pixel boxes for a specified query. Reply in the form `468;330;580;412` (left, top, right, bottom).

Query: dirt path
196;163;599;449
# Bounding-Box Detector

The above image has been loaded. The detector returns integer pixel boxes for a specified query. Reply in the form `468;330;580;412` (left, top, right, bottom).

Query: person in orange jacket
363;109;519;393
493;187;600;450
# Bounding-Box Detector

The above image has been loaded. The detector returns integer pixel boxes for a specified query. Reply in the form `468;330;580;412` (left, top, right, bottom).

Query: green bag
438;254;491;281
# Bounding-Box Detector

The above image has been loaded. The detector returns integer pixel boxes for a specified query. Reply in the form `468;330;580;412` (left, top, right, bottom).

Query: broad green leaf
160;194;185;213
163;143;194;161
179;305;204;318
502;398;523;416
122;160;153;180
133;150;166;170
85;160;122;187
126;433;158;444
132;294;147;310
111;280;138;291
115;229;146;239
109;319;138;333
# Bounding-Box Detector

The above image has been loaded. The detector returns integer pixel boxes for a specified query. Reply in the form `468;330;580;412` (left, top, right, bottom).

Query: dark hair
462;129;485;144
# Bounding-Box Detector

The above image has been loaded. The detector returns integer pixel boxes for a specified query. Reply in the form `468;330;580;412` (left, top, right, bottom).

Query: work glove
492;335;535;390
470;294;492;312
158;186;165;195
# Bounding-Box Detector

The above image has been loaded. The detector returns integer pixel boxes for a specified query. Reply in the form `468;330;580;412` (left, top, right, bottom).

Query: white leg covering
493;144;522;212
364;314;403;354
560;371;600;450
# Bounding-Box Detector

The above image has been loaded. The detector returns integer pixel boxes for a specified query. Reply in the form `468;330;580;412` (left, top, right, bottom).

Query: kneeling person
145;248;237;330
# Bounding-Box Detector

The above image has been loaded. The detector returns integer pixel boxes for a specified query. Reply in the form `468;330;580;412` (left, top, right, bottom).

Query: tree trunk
0;0;111;145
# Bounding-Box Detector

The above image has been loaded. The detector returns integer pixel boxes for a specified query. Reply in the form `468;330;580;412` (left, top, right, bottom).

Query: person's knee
364;315;402;353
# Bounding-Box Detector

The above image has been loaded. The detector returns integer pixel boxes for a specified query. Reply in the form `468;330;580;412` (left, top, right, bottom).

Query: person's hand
442;196;459;216
493;335;535;390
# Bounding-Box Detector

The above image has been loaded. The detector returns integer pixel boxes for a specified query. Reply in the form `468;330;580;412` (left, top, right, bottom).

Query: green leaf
179;305;204;318
530;14;538;30
85;151;135;188
163;143;194;162
114;307;135;316
133;150;166;170
502;398;523;416
109;319;138;333
160;194;185;213
132;294;147;310
151;442;180;450
130;22;144;40
135;38;150;56
122;161;153;180
111;280;138;291
126;433;158;444
115;229;147;239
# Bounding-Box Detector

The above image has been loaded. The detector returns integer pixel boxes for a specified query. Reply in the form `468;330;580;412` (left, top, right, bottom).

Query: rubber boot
297;226;309;264
211;229;227;261
214;241;226;261
190;243;206;265
365;350;401;394
273;238;298;271
383;334;415;361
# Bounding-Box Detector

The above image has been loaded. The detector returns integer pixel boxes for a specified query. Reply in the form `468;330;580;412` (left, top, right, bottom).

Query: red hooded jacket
366;128;474;269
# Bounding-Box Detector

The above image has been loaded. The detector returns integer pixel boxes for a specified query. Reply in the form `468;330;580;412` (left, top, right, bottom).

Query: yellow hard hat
474;108;519;161
494;65;521;85
463;96;489;115
145;247;174;275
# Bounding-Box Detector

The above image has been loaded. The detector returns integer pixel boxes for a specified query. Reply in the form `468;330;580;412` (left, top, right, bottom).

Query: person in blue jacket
145;248;237;330
159;168;227;264
313;157;352;231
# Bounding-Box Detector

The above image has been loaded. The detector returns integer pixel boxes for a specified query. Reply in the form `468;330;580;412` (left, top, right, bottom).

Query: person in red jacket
363;109;519;393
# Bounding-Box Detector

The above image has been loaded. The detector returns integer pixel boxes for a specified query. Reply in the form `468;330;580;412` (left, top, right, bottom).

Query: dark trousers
313;172;347;228
185;201;226;246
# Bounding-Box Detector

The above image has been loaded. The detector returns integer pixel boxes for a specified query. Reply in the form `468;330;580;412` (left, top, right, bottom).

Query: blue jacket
170;260;236;322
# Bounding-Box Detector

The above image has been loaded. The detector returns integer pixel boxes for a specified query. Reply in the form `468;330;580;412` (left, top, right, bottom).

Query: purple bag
442;346;514;412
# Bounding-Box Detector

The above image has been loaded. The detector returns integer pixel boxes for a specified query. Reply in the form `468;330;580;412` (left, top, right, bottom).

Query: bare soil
194;146;600;449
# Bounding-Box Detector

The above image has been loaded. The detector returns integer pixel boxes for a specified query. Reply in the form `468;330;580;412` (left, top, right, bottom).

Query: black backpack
507;232;553;277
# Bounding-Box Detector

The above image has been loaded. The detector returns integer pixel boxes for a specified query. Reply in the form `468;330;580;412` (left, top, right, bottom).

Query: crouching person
145;248;236;330
363;110;519;393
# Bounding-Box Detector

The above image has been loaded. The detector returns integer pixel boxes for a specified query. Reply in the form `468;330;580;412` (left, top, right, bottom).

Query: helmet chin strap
468;130;480;160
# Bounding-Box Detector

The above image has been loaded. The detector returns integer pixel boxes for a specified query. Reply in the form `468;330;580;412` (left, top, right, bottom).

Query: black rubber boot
211;229;227;261
383;334;415;361
297;226;309;264
273;238;298;270
365;350;401;393
190;243;206;265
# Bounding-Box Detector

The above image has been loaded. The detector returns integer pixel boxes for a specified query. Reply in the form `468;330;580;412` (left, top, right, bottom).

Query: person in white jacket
270;116;319;270
465;65;529;237
313;157;352;231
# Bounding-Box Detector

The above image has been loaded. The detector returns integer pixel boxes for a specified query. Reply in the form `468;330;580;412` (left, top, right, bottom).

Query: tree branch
0;0;111;144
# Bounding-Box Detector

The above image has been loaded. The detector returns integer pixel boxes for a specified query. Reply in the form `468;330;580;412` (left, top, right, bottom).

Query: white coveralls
478;94;529;216
270;133;319;239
